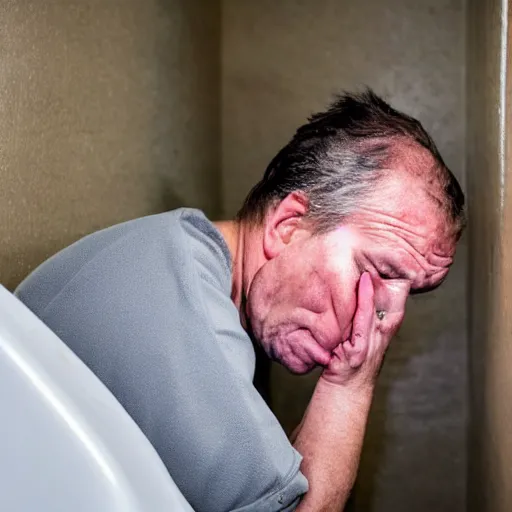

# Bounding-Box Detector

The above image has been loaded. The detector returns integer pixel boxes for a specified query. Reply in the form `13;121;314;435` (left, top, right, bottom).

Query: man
16;90;464;511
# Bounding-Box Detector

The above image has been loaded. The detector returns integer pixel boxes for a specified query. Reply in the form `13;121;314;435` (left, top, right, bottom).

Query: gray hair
237;89;465;237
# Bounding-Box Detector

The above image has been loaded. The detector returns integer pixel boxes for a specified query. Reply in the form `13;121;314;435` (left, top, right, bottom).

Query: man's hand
321;272;409;390
293;272;410;511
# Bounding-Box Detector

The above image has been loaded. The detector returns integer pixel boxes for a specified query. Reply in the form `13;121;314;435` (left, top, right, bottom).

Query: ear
263;192;309;259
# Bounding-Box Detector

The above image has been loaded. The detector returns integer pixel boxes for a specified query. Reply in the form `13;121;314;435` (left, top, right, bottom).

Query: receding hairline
243;135;460;233
237;88;465;238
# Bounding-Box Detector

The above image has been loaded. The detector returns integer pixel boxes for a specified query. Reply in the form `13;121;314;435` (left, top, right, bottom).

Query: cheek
248;242;361;352
245;265;274;336
301;272;359;352
334;294;358;342
327;267;360;341
246;258;301;338
322;236;361;336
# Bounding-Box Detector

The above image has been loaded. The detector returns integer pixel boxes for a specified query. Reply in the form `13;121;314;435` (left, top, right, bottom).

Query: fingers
345;272;374;368
377;280;409;337
343;339;366;368
375;279;410;315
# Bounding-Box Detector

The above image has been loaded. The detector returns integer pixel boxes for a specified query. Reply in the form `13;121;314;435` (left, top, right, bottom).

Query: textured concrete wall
222;1;466;511
467;1;512;511
0;0;220;290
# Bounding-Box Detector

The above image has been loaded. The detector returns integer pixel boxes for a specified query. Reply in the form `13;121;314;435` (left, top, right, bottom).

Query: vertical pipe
467;1;512;510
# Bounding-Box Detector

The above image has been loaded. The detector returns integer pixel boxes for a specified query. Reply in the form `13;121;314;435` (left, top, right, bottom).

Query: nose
372;278;411;314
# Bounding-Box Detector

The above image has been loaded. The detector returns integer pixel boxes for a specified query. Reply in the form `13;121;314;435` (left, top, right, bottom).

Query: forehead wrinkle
384;249;449;294
405;246;449;276
354;174;453;254
388;238;444;276
354;208;430;250
364;221;427;250
354;206;428;233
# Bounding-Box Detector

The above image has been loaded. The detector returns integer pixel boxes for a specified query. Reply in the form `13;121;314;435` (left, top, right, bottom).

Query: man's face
246;175;457;373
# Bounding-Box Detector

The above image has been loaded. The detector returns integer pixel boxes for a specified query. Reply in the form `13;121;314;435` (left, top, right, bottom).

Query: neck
214;219;267;330
213;219;246;314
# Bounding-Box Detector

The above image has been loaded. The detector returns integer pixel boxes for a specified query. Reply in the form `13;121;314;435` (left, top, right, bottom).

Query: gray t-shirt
15;208;308;512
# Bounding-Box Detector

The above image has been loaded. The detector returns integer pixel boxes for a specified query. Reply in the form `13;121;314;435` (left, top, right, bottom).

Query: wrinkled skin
245;173;457;379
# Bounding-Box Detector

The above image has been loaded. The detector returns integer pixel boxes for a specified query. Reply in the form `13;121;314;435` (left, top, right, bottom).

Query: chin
265;340;318;375
258;324;332;374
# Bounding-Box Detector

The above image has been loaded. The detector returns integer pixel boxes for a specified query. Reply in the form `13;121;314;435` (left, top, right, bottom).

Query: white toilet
0;285;193;511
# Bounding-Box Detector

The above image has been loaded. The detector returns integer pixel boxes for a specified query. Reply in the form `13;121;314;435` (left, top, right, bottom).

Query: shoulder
176;209;257;379
176;208;232;289
16;208;230;313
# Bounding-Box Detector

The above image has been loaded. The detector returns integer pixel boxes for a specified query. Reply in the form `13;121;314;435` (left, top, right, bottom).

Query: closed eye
377;265;405;280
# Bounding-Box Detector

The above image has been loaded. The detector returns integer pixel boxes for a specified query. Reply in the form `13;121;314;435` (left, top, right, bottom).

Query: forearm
293;378;374;511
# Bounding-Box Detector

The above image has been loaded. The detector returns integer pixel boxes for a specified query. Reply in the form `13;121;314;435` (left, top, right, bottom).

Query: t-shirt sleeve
18;210;308;512
186;287;309;512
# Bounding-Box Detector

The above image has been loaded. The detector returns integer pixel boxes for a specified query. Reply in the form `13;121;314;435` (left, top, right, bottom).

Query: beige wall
0;0;220;290
1;1;477;509
467;1;512;511
222;1;466;511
